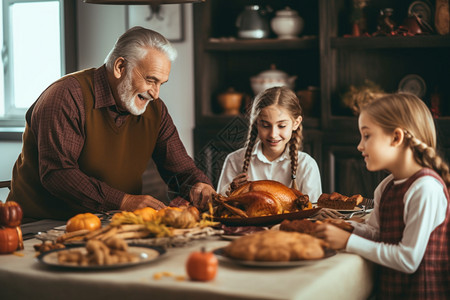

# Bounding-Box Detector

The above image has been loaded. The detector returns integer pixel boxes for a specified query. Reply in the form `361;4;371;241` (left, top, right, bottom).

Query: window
1;0;76;126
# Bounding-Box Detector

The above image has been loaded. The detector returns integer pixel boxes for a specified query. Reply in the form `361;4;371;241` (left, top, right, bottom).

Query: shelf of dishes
205;36;319;51
331;35;450;49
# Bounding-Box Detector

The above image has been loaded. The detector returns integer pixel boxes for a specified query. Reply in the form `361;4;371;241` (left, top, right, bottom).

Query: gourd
186;247;218;281
160;206;200;229
0;227;19;254
0;201;23;227
66;213;101;232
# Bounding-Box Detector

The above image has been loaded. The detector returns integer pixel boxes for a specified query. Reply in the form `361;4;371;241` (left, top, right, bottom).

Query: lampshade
83;0;205;4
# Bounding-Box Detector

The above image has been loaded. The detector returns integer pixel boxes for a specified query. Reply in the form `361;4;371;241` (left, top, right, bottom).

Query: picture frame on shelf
126;4;185;42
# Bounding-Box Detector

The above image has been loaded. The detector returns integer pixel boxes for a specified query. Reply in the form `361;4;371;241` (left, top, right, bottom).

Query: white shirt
216;141;322;203
346;173;448;273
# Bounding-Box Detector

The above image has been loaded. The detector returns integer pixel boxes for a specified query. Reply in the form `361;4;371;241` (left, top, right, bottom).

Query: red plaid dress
377;168;450;299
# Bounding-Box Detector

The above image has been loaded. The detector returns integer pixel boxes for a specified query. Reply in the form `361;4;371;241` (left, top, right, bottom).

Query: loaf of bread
223;230;328;262
279;219;318;236
317;192;363;210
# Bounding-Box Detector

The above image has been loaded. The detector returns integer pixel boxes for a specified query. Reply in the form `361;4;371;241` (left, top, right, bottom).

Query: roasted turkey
213;180;310;218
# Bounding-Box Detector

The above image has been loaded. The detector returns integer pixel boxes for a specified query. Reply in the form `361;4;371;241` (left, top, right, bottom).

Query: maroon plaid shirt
25;65;211;213
378;168;450;299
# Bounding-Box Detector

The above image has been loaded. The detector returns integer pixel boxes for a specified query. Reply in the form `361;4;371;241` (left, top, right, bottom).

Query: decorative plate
408;1;432;24
213;208;321;226
213;247;336;268
36;244;166;270
398;74;426;98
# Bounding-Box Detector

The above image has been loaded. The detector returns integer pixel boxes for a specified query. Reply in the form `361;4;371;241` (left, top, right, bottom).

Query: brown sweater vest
7;68;161;220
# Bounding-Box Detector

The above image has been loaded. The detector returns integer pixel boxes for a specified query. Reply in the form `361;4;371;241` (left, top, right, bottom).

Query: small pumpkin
0;201;23;227
0;227;19;254
133;207;157;222
186;247;218;281
66;213;101;232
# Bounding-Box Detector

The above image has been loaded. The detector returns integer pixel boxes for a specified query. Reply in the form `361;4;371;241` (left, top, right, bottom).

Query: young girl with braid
316;93;450;299
216;86;322;203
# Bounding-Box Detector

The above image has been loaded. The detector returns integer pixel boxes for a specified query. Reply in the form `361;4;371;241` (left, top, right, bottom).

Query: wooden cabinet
193;0;450;197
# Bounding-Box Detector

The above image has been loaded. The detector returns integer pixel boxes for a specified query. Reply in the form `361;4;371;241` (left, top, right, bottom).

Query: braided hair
242;86;304;189
360;93;450;188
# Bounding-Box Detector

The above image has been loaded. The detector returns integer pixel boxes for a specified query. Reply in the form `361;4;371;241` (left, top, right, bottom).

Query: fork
362;198;374;210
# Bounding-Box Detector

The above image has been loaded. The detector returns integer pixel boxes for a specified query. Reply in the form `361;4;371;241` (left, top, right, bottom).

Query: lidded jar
270;7;304;39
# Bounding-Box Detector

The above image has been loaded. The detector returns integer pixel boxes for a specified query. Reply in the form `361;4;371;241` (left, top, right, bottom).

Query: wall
0;2;195;202
77;2;195;155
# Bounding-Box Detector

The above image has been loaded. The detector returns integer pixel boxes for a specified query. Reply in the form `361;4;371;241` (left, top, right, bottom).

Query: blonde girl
216;86;322;203
316;93;450;299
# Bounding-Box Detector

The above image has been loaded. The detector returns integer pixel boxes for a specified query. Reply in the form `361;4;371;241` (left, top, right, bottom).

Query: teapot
250;64;297;95
236;5;270;39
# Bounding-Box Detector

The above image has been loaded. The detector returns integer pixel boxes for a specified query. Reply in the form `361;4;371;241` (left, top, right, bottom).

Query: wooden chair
0;180;11;190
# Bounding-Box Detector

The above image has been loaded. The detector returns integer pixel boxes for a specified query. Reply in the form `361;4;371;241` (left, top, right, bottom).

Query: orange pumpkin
157;207;182;218
133;207;157;222
66;213;101;232
0;227;19;254
186;248;218;281
0;201;23;227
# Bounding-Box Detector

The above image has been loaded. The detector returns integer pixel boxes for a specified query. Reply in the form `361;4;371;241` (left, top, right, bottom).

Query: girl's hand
228;173;249;194
315;223;351;250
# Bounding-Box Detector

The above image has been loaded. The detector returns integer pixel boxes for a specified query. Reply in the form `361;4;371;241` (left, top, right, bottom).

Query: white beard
117;72;152;116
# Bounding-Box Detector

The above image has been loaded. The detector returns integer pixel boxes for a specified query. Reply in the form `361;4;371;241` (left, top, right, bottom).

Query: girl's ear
392;128;405;147
293;116;302;131
113;57;126;79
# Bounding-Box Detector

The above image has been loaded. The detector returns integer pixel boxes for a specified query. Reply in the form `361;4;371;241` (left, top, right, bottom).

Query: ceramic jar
270;7;304;39
217;88;243;115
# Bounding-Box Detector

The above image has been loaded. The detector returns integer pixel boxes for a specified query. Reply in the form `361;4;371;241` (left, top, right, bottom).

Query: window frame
0;0;77;131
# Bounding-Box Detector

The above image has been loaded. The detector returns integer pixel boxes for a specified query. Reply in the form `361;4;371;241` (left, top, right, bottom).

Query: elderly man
7;27;214;222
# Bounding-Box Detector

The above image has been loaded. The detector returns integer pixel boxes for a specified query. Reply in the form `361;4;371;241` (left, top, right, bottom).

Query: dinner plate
213;247;336;268
213;208;321;226
36;244;166;270
337;207;363;213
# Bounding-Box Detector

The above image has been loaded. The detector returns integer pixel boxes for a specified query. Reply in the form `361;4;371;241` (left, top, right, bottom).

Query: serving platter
37;244;165;270
213;247;336;268
213;208;321;226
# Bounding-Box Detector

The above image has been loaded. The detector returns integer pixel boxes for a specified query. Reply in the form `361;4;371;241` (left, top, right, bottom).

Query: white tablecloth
0;234;374;300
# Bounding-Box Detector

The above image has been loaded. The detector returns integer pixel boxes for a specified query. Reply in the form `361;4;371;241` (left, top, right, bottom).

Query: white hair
105;26;177;71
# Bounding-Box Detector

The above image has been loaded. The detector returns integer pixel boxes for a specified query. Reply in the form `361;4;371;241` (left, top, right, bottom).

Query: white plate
37;245;165;270
398;74;426;98
213;247;336;268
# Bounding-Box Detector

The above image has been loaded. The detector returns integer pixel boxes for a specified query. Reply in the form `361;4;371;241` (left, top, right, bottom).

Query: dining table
0;219;375;300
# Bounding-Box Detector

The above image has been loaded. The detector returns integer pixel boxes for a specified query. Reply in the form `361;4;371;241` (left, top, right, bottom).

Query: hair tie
291;174;296;180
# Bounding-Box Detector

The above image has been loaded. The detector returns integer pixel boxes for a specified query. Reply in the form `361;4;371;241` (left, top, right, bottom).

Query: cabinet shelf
194;0;450;194
205;37;319;51
331;35;450;49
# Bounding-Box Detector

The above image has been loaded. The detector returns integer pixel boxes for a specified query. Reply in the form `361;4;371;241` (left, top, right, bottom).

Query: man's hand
189;182;215;211
120;194;166;211
315;223;351;250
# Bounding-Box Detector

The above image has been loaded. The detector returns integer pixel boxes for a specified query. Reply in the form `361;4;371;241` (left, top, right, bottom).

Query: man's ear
293;116;303;131
392;128;405;147
113;57;126;79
